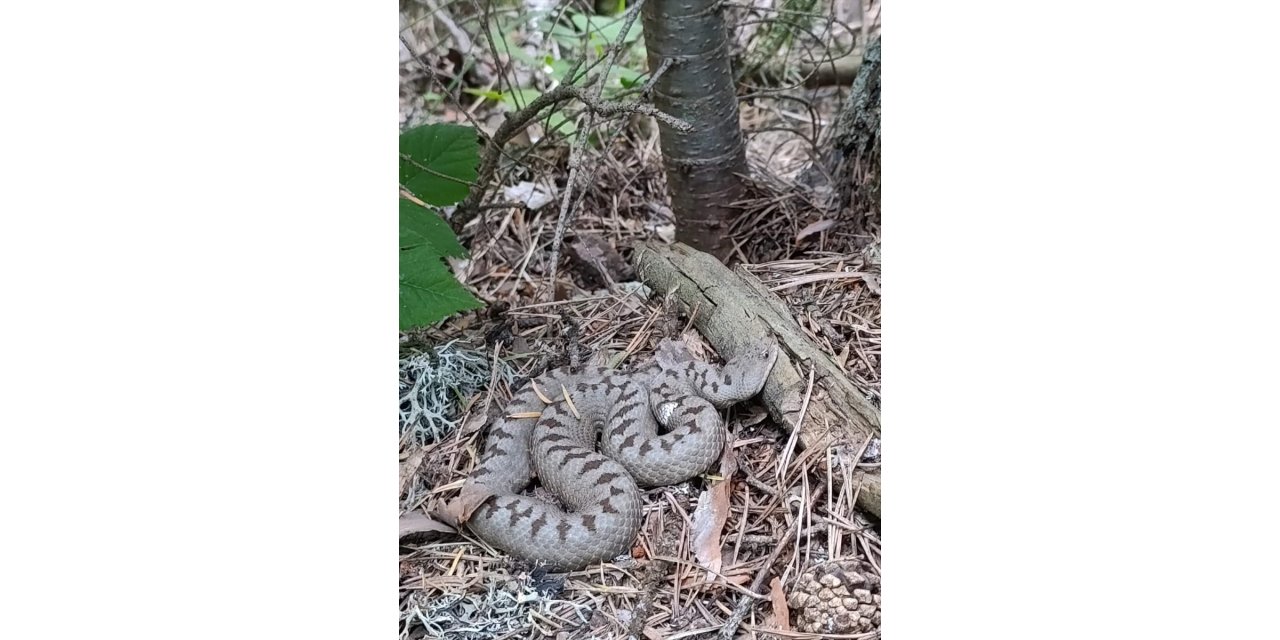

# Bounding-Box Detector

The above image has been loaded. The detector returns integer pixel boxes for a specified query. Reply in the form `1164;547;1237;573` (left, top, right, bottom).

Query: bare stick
543;0;649;301
452;84;579;230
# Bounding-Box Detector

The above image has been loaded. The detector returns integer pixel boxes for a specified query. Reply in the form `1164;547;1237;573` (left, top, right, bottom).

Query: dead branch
750;52;864;88
634;242;880;519
544;0;650;301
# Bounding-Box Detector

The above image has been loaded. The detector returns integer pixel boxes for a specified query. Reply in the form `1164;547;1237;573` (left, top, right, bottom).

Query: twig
453;83;579;229
624;554;668;640
716;515;803;640
776;365;814;483
543;0;649;302
742;468;781;497
400;153;476;188
451;86;686;234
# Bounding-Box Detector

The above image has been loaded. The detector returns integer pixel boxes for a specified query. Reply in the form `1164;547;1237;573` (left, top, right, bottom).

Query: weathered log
633;242;880;519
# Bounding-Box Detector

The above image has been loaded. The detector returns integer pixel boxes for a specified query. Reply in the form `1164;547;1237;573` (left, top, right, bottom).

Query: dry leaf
679;331;712;362
836;342;851;370
399;449;426;495
765;576;792;631
795;219;836;242
561;384;580;418
566;234;635;287
436;482;495;527
691;445;738;579
502;181;556;210
532;380;553;404
458;410;489;436
399;510;455;539
862;271;882;295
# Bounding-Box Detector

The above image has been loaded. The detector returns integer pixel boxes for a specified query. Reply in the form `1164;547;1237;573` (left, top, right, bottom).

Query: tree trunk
641;0;748;259
804;35;881;247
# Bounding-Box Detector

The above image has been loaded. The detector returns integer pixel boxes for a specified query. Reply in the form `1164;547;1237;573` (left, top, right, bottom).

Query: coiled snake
456;339;778;571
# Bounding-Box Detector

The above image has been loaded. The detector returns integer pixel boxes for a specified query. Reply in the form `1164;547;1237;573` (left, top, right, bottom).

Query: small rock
854;588;872;603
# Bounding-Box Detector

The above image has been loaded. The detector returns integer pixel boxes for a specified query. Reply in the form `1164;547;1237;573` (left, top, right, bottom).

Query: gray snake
460;339;778;571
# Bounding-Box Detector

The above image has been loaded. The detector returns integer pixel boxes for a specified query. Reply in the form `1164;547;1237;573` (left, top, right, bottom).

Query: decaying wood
634;242;880;519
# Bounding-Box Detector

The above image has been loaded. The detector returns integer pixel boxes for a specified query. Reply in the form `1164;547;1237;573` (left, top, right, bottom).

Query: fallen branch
633;242;880;519
749;52;864;88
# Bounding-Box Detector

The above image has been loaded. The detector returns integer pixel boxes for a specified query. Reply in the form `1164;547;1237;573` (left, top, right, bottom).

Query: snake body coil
461;339;778;571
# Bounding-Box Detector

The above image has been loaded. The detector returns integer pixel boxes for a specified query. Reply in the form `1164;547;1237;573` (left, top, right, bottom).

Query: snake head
723;342;780;397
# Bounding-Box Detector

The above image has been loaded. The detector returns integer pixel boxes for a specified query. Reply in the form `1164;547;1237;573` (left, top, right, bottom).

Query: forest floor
399;7;881;639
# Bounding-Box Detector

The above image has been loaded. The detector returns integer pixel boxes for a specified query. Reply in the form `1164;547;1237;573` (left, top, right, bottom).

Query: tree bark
803;35;880;247
634;242;880;519
641;0;749;259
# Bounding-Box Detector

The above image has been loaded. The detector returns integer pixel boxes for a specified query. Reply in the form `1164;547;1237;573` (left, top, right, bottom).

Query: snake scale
461;339;779;571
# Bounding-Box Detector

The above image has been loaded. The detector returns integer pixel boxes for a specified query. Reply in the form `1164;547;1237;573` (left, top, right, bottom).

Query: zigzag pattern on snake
460;339;779;571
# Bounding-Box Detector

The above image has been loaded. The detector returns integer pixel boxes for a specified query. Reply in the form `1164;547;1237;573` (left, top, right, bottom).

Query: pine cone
786;558;881;634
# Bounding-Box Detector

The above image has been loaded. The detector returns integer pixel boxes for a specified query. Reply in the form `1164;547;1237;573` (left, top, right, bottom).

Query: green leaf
546;58;574;84
547;110;577;137
398;183;481;328
569;13;643;45
611;66;644;89
488;27;539;65
400;244;482;330
501;88;541;110
462;88;504;102
399;124;480;207
400;198;464;257
549;23;581;48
